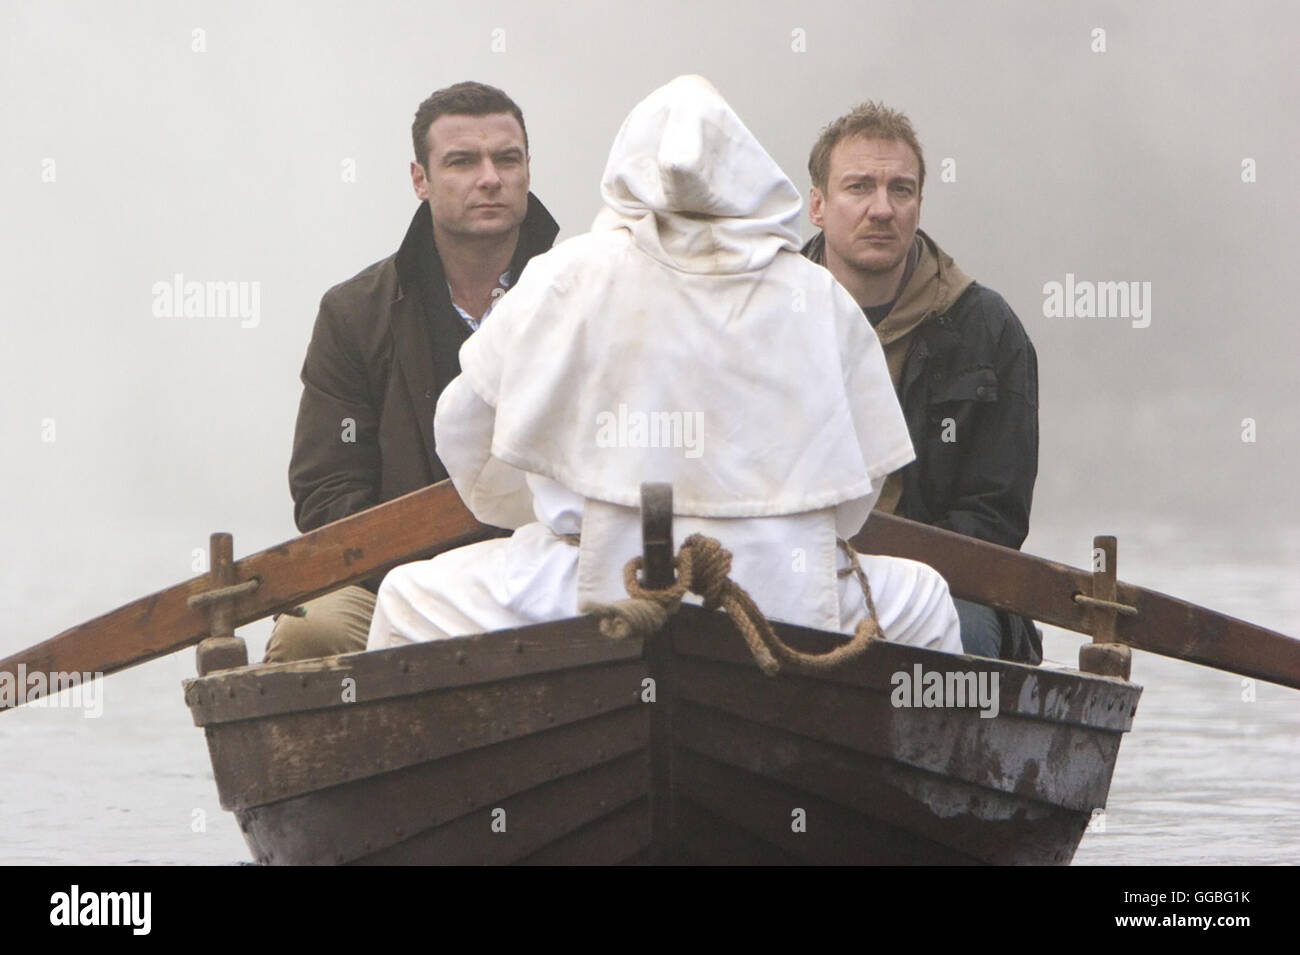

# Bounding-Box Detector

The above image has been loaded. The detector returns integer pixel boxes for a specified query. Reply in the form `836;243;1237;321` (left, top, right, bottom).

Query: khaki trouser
262;585;376;664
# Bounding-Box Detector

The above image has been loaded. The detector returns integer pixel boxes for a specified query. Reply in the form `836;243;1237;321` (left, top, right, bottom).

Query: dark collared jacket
894;282;1038;551
896;283;1041;662
288;195;560;569
804;230;1041;661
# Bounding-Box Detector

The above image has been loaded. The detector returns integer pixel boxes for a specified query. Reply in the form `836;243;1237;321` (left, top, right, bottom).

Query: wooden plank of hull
645;603;677;864
674;800;801;865
674;656;1128;812
185;617;641;726
234;707;650;864
348;751;649;865
205;660;647;810
677;750;985;865
671;609;1140;733
676;702;1091;865
517;796;651;866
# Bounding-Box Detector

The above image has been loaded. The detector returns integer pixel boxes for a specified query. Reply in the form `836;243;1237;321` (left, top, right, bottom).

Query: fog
2;0;1296;654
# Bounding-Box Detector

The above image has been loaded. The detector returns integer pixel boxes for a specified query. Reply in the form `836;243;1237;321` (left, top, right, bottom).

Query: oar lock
193;532;255;676
1077;536;1136;681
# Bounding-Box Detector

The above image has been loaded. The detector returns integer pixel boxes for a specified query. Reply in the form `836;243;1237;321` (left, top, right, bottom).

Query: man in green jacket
265;81;559;663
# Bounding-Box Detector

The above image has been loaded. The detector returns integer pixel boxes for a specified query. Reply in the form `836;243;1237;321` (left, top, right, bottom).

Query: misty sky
2;0;1296;650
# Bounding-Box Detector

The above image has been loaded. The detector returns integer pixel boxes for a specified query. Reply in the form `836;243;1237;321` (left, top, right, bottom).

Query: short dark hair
412;81;528;168
808;100;925;195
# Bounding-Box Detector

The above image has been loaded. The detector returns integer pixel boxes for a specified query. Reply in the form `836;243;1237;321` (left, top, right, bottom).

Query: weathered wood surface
187;607;1133;865
674;658;1126;811
677;748;985;865
348;751;648;865
0;481;493;696
185;617;641;725
206;659;646;810
194;532;249;675
236;707;649;864
5;480;1297;709
854;513;1300;689
673;800;800;865
676;701;1091;865
646;595;678;863
517;797;650;865
672;615;1140;732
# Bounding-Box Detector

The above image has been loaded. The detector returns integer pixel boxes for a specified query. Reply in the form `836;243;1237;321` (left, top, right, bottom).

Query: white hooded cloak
368;76;960;654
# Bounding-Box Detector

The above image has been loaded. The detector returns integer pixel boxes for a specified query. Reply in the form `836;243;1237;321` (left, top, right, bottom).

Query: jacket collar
394;192;560;296
802;229;971;323
802;228;974;388
388;192;559;477
876;230;973;347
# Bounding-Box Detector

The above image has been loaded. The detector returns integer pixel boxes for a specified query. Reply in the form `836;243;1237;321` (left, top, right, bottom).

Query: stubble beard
436;201;526;244
841;241;908;278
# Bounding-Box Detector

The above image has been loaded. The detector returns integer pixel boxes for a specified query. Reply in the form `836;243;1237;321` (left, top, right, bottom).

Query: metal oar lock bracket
1075;535;1138;680
189;532;258;676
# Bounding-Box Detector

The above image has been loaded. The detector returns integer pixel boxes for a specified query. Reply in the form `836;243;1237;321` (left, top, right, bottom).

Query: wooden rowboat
4;480;1296;864
182;483;1140;865
185;607;1139;865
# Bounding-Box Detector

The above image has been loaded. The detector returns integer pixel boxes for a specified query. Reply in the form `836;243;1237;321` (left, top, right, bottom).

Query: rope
837;537;884;640
582;534;884;676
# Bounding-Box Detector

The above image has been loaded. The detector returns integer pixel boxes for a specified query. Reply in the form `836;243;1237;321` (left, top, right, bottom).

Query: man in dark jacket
803;101;1041;662
265;81;560;663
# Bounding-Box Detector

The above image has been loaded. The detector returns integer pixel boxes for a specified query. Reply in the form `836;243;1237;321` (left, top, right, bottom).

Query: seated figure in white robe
367;75;961;655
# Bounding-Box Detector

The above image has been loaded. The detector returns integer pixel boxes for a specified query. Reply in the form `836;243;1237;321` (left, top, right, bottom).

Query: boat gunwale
183;606;1141;735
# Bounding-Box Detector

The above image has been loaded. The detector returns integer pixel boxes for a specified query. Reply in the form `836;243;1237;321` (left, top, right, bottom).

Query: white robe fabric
367;75;960;655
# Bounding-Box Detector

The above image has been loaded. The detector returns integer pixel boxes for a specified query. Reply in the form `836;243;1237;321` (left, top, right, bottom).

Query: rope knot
679;533;732;610
582;533;885;676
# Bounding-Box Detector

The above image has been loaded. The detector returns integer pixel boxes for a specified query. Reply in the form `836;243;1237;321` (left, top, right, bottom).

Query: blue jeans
953;598;1003;658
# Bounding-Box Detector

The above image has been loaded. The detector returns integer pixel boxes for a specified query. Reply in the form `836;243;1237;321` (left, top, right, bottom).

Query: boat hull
184;607;1140;864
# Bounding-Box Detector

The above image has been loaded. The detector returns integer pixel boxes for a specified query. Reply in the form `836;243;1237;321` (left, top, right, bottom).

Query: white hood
592;74;802;273
440;75;913;524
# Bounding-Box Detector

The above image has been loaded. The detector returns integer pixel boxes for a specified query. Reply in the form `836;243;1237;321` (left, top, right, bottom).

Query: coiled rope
581;534;884;676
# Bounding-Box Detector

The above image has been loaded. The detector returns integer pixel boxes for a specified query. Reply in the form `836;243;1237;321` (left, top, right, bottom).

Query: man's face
410;112;529;239
809;135;921;276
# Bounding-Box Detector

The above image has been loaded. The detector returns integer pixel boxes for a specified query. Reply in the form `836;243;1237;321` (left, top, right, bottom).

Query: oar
854;514;1300;690
0;480;495;707
4;482;1297;711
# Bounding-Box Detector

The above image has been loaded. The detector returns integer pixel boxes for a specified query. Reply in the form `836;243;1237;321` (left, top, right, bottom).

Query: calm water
1;517;1296;865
